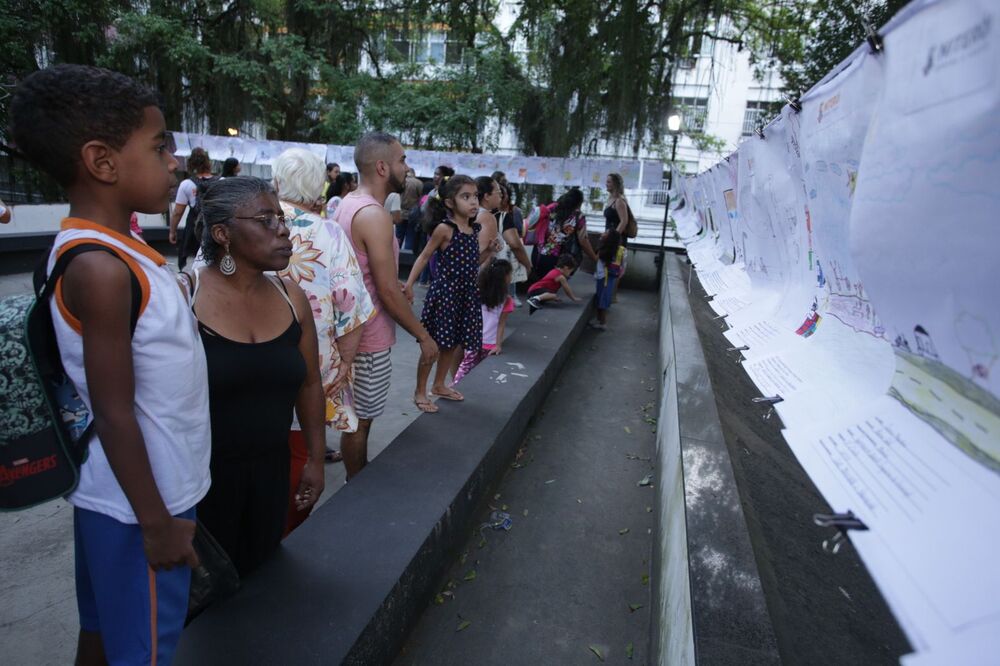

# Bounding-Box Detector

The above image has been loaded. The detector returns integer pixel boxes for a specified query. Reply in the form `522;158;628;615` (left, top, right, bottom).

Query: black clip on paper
727;344;749;364
785;94;802;113
752;394;783;420
813;511;869;555
755;124;766;140
861;17;883;54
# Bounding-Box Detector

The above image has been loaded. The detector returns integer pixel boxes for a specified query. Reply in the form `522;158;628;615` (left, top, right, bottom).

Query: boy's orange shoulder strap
48;240;148;336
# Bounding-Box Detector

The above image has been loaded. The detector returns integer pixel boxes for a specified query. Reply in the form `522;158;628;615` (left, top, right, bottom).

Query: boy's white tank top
47;218;211;523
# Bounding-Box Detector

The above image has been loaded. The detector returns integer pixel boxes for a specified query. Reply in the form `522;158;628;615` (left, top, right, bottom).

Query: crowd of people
7;63;635;665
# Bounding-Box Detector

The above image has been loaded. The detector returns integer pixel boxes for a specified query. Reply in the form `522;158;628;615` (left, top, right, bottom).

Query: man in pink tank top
334;132;439;479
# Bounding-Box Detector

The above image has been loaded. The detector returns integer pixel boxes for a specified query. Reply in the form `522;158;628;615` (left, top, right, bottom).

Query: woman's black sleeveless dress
194;276;305;577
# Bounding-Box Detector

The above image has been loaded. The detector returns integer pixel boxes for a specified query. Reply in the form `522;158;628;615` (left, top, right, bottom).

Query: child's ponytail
478;258;512;309
424;174;475;234
598;229;622;265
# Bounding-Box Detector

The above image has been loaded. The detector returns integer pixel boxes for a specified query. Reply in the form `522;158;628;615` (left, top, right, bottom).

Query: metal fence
0;147;68;205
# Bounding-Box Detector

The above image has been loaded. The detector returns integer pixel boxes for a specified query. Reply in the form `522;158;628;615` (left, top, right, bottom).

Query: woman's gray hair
272;147;325;206
199;176;275;264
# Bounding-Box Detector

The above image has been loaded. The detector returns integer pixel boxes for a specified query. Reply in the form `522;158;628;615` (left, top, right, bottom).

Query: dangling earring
220;244;237;276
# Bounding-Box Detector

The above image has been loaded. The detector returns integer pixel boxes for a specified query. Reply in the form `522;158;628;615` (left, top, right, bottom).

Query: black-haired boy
526;253;581;314
10;64;211;665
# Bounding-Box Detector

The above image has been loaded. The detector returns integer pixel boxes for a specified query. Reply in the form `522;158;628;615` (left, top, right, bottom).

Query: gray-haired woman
270;148;376;534
190;176;326;576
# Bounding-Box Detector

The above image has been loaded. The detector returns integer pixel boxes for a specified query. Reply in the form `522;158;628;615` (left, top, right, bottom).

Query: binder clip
785;94;802;113
727;344;749;364
813;511;868;554
752;394;783;420
861;17;883;54
754;123;766;140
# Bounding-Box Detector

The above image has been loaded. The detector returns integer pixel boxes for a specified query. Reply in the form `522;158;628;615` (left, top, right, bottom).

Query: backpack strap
35;243;143;336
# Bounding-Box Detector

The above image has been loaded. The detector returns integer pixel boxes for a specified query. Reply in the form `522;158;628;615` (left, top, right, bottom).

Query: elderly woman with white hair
271;147;376;535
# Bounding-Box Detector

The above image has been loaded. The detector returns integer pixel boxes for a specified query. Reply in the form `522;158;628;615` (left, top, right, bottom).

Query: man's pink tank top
335;191;400;353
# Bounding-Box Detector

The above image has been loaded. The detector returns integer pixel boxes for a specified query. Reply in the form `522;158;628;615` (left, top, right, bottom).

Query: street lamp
227;127;240;137
658;113;682;278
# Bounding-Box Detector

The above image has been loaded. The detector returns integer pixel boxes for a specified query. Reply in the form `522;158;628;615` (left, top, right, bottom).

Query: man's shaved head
354;132;400;175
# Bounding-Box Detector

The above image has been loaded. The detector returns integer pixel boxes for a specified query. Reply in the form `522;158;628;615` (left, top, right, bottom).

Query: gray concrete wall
651;255;696;665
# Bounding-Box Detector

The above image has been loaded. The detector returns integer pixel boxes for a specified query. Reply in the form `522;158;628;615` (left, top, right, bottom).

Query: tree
511;0;810;157
769;0;909;96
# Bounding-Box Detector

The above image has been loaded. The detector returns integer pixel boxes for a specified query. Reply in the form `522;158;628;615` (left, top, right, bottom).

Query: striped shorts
353;350;393;420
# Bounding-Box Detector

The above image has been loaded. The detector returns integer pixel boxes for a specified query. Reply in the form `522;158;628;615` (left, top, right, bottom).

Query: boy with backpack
9;64;211;665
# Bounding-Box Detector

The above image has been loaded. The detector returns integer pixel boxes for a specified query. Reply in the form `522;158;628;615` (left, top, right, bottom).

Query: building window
672;97;708;133
390;29;464;65
742;100;778;136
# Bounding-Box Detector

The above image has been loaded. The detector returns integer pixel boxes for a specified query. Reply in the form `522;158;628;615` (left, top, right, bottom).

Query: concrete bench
175;273;595;665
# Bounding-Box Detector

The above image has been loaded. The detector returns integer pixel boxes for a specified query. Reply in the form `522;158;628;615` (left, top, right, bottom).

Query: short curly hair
9;64;160;187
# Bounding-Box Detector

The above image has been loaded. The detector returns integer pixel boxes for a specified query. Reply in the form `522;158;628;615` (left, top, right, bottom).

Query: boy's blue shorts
75;506;194;665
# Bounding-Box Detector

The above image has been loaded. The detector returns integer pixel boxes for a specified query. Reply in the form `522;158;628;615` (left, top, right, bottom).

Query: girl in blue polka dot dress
404;175;497;412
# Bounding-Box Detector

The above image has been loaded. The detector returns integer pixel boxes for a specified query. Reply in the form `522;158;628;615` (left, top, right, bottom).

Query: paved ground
395;288;659;666
0;269;515;665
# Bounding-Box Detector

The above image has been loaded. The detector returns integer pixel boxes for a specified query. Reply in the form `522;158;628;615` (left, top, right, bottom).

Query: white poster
171;132;192;157
849;0;1000;480
800;52;886;340
640;160;664;191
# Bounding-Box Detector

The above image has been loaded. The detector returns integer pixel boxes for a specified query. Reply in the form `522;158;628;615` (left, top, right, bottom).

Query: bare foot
431;386;464;401
413;395;439;413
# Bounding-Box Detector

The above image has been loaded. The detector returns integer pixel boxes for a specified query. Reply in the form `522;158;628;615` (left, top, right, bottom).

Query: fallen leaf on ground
477;538;487;549
624;426;632;434
588;645;605;662
494;493;501;500
628;603;644;612
626;642;635;659
434;594;445;605
646;506;652;513
501;504;508;511
545;479;556;484
619;528;630;535
464;570;477;581
456;620;471;632
460;551;468;565
638;474;653;487
522;509;529;517
641;574;650;586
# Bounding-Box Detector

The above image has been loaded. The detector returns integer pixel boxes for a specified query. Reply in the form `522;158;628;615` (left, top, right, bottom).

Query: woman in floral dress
272;148;375;534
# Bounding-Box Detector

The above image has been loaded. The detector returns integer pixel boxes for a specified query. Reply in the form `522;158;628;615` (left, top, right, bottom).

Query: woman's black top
604;201;629;246
196;277;305;460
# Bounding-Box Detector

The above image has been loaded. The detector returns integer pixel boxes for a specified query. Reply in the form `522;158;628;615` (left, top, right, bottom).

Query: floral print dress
279;203;376;432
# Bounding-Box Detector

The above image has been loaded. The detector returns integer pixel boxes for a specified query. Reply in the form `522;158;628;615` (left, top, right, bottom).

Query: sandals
432;387;464;401
414;396;439;413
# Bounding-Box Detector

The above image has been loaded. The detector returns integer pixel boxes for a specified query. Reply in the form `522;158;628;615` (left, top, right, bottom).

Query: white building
371;6;785;176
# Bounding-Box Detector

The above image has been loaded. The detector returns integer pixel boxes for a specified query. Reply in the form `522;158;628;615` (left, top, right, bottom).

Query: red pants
283;430;313;538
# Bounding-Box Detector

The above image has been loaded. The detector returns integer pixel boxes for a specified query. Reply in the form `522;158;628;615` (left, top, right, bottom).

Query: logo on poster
922;14;992;76
817;94;841;124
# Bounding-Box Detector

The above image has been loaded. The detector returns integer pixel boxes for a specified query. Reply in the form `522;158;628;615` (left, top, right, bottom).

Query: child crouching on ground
453;259;514;383
590;229;624;330
526;254;580;315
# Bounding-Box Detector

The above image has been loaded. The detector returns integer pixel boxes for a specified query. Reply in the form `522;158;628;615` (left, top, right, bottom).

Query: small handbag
186;520;241;624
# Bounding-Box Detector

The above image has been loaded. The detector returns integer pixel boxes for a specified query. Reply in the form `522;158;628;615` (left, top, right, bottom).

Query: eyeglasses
232;212;288;230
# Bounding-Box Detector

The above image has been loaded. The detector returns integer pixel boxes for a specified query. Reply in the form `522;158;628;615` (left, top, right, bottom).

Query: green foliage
769;0;909;95
2;0;855;158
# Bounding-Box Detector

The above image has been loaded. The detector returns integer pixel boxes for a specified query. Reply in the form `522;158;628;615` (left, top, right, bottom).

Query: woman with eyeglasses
188;176;326;576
